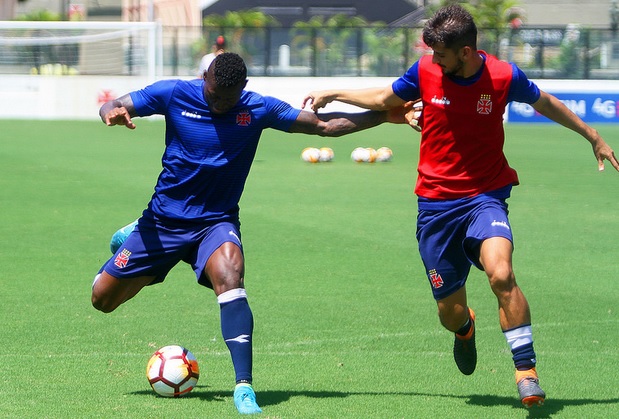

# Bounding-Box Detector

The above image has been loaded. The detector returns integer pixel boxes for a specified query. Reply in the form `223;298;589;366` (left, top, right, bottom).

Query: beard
441;58;465;76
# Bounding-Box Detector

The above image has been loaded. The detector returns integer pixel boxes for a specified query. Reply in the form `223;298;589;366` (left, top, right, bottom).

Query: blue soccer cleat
233;383;262;415
109;219;138;254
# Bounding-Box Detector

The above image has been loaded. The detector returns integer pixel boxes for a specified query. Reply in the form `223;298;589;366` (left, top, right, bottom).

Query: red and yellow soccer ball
376;147;393;162
301;147;334;162
146;345;200;397
301;147;321;163
318;147;334;162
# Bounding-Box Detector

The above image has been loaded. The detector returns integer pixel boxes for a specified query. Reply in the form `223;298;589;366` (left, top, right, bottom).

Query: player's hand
592;137;619;172
302;91;335;113
104;106;136;129
386;100;417;129
403;99;422;132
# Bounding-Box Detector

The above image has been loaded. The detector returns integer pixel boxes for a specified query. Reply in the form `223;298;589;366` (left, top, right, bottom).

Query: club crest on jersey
236;111;251;126
114;249;132;269
429;269;444;289
477;94;492;115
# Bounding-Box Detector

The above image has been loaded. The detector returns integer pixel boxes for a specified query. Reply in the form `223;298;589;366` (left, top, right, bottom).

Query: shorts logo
491;220;510;230
429;269;444;289
114;249;132;268
228;230;241;244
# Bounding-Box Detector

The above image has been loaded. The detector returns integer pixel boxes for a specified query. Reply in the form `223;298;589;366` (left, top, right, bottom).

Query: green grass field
1;119;618;418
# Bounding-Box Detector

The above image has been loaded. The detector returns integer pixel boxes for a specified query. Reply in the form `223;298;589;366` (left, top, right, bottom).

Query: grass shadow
131;386;619;416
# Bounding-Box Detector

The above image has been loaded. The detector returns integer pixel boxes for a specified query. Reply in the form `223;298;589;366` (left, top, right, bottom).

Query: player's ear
461;46;473;61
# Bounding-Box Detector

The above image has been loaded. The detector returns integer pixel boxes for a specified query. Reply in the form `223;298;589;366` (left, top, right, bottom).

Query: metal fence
2;23;619;79
170;25;619;79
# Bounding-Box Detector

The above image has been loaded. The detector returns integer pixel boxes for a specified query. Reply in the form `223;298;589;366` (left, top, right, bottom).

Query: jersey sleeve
129;80;177;117
262;96;302;131
392;61;421;101
507;64;541;104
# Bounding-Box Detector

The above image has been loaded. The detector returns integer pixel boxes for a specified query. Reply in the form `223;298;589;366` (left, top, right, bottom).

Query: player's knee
91;292;119;313
487;265;516;295
206;243;245;290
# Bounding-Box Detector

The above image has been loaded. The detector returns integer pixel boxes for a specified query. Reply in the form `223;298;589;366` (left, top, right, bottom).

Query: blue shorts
416;188;513;300
101;212;243;289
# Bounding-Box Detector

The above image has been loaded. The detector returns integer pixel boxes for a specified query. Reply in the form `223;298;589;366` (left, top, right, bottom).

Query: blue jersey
129;79;301;223
392;54;541;105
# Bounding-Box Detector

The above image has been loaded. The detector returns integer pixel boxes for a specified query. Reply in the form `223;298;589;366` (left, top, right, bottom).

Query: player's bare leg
479;237;530;329
479;237;545;407
91;272;155;313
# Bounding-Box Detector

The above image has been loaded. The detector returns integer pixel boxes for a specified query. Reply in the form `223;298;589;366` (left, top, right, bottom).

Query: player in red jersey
303;4;619;408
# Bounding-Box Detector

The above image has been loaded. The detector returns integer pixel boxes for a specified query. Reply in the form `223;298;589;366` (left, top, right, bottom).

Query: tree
199;10;279;63
291;14;394;76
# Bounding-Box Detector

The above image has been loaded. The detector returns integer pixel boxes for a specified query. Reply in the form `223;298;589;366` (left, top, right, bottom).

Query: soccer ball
146;345;200;397
301;147;321;163
319;147;334;162
376;147;393;162
351;147;370;162
366;147;378;163
351;147;378;163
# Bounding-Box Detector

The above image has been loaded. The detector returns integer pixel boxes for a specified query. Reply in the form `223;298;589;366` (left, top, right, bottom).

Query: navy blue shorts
416;188;513;300
101;212;243;289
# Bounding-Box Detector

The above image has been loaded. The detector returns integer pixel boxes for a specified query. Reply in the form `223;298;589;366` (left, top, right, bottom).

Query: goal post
0;20;163;80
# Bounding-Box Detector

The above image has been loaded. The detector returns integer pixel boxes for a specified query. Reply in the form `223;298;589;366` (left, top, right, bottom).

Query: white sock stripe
217;288;247;304
504;325;533;350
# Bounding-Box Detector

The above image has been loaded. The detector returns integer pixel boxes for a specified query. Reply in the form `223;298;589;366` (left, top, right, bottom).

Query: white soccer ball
146;345;200;397
376;147;393;162
301;147;321;163
318;147;334;162
351;147;370;162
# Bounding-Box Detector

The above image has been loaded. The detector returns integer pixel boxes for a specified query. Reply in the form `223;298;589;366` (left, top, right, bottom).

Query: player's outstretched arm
99;93;137;130
302;86;403;113
533;91;619;172
289;102;414;137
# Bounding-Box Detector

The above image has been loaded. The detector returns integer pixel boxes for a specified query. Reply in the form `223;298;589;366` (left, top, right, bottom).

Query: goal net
0;20;163;78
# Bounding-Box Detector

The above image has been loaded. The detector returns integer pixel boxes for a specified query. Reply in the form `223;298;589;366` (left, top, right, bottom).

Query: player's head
422;5;478;76
204;52;248;114
214;35;226;50
423;4;477;52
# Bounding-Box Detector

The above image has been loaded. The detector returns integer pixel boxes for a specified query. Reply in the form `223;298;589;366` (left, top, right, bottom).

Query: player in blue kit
92;53;412;415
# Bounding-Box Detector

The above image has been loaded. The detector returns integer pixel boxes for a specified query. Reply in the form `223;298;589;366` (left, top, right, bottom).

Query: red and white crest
236;111;251;126
114;249;132;268
429;269;444;289
477;94;492;115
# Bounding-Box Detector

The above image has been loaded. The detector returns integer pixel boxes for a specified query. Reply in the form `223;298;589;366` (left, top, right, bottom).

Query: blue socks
218;288;254;384
504;324;537;370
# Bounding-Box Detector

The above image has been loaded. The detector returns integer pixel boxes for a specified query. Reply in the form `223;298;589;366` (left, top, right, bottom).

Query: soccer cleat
234;383;262;415
453;308;477;375
109;219;138;254
516;368;545;408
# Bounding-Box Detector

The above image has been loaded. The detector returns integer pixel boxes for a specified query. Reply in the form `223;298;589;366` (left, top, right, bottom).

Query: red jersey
415;52;519;199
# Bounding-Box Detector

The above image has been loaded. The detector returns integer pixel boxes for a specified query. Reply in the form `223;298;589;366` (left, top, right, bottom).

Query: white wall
2;74;619;120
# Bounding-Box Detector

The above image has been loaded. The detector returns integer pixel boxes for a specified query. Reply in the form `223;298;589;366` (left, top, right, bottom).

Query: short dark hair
212;52;247;88
422;4;477;51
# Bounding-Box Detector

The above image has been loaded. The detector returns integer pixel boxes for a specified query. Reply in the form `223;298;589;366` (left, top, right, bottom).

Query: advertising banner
508;93;619;123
